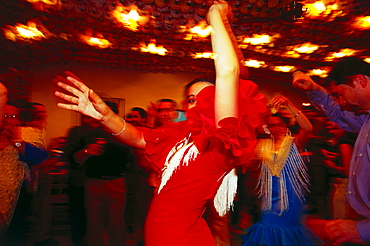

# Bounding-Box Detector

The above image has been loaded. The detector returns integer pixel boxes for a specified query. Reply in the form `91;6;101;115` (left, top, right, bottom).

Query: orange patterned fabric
0;145;25;231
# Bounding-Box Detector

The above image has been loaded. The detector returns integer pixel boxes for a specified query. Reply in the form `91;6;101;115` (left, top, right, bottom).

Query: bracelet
294;110;302;118
112;117;126;136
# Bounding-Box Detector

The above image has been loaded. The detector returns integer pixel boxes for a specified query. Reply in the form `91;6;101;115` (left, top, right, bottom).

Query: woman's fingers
56;102;80;112
55;90;79;104
65;71;83;82
57;80;85;99
66;76;90;93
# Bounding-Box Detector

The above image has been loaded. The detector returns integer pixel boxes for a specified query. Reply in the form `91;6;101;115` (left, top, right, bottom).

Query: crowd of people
0;84;49;245
1;1;369;246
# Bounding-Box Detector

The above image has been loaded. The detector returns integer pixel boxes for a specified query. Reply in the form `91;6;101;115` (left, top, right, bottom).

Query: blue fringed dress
241;139;321;246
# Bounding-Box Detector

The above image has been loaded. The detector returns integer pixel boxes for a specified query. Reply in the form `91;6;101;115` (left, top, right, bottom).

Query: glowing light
2;21;48;42
112;5;146;32
352;16;370;30
283;50;301;58
325;48;360;61
191;52;215;59
272;66;296;73
139;40;168;56
307;69;329;78
89;37;111;48
190;21;212;38
243;34;276;45
302;103;311;107
183;34;193;41
80;35;112;48
313;1;326;12
244;59;265;68
364;58;370;64
294;42;320;54
303;1;343;20
27;0;60;5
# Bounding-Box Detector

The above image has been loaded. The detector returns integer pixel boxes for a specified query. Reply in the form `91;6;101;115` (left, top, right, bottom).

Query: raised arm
271;95;313;149
207;0;240;126
55;73;146;149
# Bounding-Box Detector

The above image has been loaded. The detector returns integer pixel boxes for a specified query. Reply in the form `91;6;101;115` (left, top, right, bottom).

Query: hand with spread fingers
325;219;366;245
54;72;112;121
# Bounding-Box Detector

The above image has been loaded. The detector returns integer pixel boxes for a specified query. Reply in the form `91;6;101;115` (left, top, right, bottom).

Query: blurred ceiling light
191;52;215;59
352;16;370;30
325;48;359;61
112;5;148;32
307;68;329;78
294;42;320;54
2;21;48;42
303;1;343;20
139;39;168;56
26;0;62;10
272;66;296;72
283;50;301;58
242;34;279;46
183;34;193;41
27;0;60;5
189;21;212;38
81;35;112;48
244;59;265;68
364;58;370;63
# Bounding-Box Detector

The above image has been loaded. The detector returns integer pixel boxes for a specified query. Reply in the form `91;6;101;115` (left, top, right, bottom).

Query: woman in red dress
54;1;268;245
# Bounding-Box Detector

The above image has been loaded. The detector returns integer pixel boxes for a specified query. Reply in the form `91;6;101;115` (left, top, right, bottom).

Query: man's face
4;105;21;127
127;110;145;126
157;102;177;125
330;81;365;111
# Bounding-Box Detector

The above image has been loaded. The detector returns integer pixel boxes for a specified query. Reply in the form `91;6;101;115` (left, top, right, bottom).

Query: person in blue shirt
292;57;370;245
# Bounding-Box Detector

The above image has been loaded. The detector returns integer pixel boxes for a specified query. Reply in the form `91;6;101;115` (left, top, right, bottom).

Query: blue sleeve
20;142;48;166
357;219;370;244
307;87;365;133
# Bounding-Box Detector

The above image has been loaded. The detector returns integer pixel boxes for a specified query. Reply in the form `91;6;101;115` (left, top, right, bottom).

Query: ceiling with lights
0;0;369;81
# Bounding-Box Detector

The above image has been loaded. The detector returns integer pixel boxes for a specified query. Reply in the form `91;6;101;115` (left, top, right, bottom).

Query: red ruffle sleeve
144;79;268;169
186;79;268;165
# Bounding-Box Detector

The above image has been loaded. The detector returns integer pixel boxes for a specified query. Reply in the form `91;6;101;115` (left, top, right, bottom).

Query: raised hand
292;71;318;91
206;0;230;23
271;95;290;109
54;72;111;121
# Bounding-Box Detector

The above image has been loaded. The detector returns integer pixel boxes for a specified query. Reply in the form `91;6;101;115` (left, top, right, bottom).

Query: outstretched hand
54;72;110;121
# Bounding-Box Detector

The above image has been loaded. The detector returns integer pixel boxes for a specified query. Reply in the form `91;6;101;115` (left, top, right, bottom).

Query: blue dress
242;138;321;246
242;176;320;245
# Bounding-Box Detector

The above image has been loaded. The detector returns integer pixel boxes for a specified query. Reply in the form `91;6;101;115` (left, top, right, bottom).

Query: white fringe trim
158;136;238;217
158;137;199;193
213;168;238;216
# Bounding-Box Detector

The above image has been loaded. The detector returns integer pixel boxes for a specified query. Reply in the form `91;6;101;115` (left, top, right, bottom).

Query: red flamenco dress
143;79;268;246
